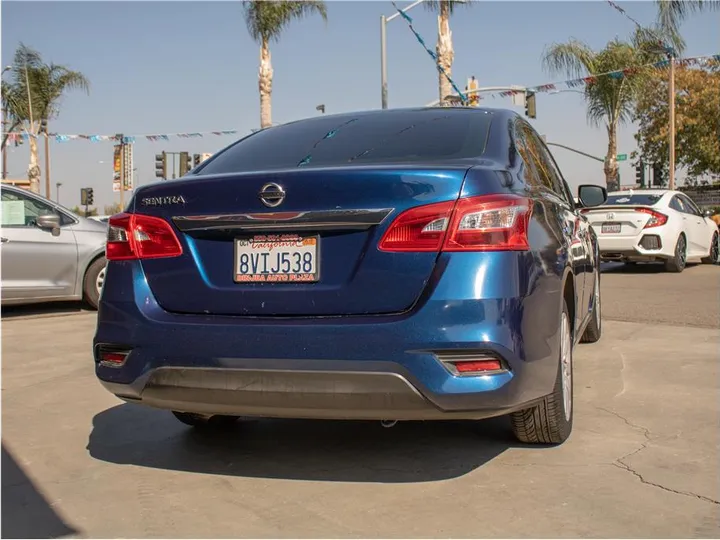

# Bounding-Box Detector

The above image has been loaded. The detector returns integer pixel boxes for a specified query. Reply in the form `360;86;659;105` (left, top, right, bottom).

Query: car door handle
0;237;8;244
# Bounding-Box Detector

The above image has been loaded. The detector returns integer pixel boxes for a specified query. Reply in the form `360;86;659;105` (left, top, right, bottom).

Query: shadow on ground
87;403;526;483
1;301;90;319
1;443;79;539
600;261;703;274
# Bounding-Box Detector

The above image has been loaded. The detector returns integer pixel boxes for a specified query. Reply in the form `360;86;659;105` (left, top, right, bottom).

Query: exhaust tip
380;420;398;428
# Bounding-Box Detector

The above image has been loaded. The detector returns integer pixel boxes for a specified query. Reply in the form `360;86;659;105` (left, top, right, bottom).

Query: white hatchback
582;189;719;272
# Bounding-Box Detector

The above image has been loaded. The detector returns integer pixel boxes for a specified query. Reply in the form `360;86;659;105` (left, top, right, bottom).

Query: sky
1;0;718;210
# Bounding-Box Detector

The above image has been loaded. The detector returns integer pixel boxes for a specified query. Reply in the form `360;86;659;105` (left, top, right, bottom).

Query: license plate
601;222;621;234
234;234;319;283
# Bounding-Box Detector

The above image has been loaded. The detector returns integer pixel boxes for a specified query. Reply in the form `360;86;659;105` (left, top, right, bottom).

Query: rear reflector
96;346;131;367
107;213;183;261
378;194;532;253
453;359;502;373
436;352;506;376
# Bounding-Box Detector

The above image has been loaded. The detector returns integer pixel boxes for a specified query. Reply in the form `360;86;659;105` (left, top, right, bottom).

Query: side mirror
578;184;607;208
703;209;713;218
36;214;61;236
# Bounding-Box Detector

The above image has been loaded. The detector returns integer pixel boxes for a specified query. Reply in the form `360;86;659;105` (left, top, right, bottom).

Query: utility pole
668;51;676;190
43;120;51;199
1;115;7;180
116;133;125;208
380;14;388;109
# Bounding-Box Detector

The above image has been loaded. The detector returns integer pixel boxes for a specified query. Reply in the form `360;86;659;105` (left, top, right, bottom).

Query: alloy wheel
560;312;573;422
96;266;106;296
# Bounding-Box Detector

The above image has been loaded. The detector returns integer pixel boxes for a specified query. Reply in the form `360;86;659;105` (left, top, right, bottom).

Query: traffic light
39;119;48;134
525;91;536;119
179;151;192;176
193;153;202;167
652;164;664;187
635;161;645;187
155;152;167;179
80;188;88;206
86;187;94;206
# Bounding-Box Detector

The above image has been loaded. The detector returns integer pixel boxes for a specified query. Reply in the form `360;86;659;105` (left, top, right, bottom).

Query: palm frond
542;39;597;79
423;0;473;16
243;0;327;44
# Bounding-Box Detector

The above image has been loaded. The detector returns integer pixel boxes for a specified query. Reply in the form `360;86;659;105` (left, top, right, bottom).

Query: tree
655;0;720;50
242;0;327;129
104;202;123;215
542;32;664;190
424;1;471;107
634;61;720;179
1;43;89;193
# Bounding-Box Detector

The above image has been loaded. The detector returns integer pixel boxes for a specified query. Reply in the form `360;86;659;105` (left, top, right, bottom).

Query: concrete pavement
2;301;719;537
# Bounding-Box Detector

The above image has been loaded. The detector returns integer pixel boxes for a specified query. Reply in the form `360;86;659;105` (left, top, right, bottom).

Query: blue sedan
94;107;607;445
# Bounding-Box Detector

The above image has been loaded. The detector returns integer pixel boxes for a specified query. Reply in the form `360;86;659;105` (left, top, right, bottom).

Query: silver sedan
1;183;108;309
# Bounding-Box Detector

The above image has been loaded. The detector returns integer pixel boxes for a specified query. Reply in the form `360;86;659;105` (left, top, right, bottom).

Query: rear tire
83;256;107;310
510;300;573;445
701;232;718;265
172;411;239;429
664;234;687;273
580;271;601;343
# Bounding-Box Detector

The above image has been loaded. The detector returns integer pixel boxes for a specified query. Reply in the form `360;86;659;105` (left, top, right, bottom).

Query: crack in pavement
598;407;720;506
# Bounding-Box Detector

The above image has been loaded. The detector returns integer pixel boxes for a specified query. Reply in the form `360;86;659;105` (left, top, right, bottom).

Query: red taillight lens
637;208;668;229
378;200;454;252
379;195;531;253
443;195;532;251
106;212;183;261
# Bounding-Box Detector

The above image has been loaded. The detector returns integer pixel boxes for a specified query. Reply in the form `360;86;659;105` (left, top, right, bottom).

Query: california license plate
601;222;621;234
234;234;319;283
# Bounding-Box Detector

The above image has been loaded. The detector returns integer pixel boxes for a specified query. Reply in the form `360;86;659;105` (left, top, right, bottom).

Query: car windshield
606;194;664;206
194;109;493;174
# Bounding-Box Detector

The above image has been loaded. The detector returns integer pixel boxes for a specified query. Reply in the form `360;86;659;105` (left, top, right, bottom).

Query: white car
89;215;110;223
581;189;719;272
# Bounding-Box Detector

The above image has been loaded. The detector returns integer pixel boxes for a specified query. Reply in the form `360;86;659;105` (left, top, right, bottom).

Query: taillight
378;194;532;253
106;212;183;261
378;200;454;252
637;208;668;229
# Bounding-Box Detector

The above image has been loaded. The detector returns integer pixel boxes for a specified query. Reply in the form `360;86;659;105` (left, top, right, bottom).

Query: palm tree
655;0;720;48
1;43;89;193
424;0;470;106
542;33;664;190
242;0;327;129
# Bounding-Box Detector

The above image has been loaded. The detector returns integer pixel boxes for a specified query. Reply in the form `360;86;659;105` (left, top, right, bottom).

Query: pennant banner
2;129;240;143
480;54;720;101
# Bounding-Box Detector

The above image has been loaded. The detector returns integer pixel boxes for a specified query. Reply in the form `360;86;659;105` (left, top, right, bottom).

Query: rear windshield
606;194;664;206
194;109;492;174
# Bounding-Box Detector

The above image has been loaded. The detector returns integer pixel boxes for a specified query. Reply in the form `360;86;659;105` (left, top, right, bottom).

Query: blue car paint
94;107;599;419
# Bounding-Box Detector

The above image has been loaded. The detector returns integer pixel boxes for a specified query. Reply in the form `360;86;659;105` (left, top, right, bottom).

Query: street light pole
380;0;426;110
380;15;388;109
668;51;676;190
2;65;13;180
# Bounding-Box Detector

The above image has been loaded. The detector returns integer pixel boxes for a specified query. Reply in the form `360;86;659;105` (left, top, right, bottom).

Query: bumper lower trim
99;366;531;421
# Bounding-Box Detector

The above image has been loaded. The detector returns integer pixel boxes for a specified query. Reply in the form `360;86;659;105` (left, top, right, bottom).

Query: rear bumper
99;366;539;420
94;255;564;420
597;232;671;261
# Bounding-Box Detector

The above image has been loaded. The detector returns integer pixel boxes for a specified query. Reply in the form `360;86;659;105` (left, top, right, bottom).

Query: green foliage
1;43;89;147
242;0;327;44
634;62;720;178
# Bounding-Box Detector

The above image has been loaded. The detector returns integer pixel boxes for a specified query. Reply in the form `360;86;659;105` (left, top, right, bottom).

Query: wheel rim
678;236;686;267
96;266;106;296
595;272;601;332
560;312;573;422
711;234;719;263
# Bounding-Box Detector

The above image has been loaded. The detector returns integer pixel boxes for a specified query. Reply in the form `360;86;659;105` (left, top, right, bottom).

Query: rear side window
195;110;493;174
606;194;664;206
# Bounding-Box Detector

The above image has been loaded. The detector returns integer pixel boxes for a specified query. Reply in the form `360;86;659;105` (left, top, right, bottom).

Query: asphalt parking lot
2;263;719;538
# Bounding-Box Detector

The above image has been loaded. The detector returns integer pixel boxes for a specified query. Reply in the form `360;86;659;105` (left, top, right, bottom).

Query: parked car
581;189;719;271
1;183;107;309
94;107;607;445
